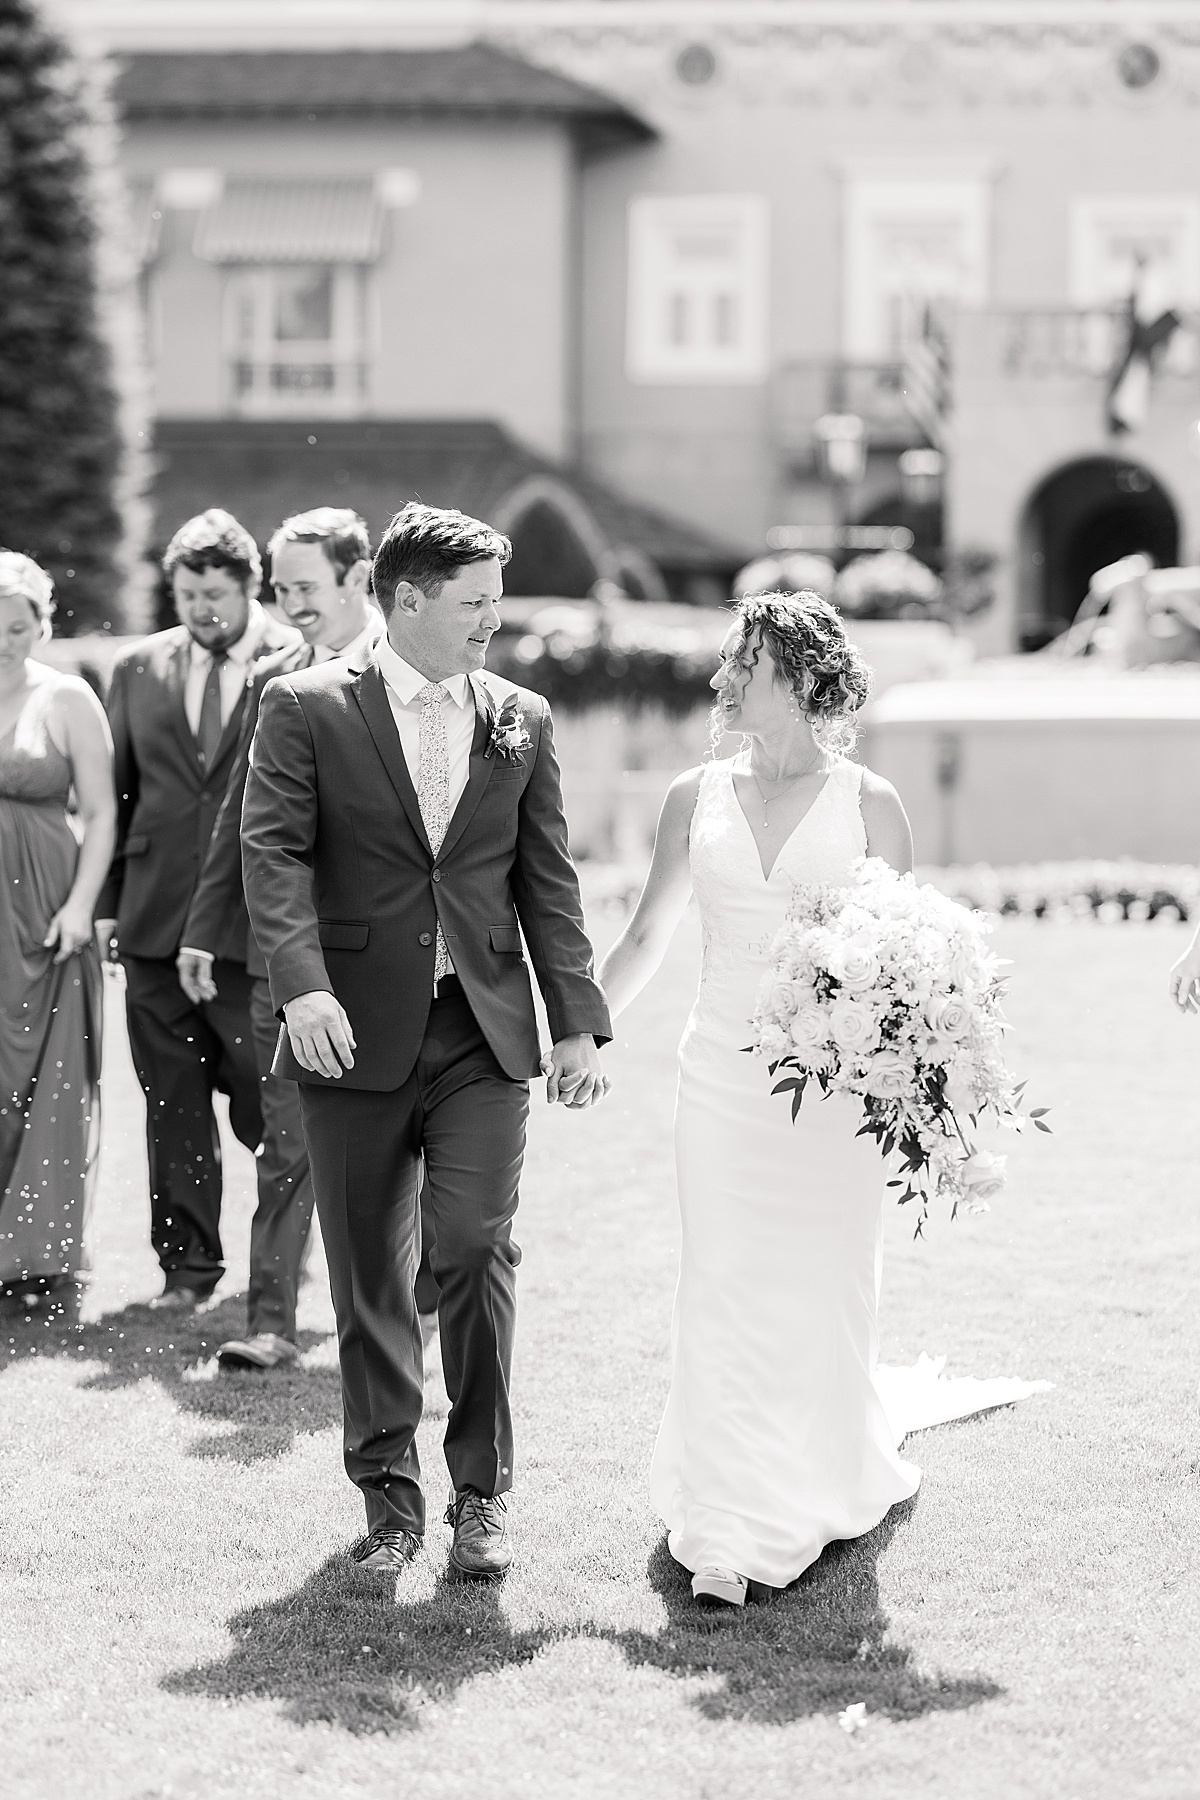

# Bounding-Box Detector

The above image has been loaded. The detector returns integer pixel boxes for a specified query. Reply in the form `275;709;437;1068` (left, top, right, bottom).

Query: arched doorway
1018;456;1179;650
492;477;615;599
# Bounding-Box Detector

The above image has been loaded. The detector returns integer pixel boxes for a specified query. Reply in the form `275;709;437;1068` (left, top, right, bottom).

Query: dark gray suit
242;658;610;1534
99;617;296;1296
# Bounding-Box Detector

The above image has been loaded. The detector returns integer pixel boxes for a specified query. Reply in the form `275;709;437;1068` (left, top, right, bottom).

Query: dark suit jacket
97;618;299;960
180;638;317;975
241;660;611;1089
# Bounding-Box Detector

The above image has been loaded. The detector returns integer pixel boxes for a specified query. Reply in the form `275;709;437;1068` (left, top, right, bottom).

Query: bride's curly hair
713;590;873;758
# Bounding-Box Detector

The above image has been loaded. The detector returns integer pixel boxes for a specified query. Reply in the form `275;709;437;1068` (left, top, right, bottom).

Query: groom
241;502;611;1580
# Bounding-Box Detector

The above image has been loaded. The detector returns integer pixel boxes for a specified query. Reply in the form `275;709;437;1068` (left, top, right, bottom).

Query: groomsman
178;508;382;1368
96;511;300;1309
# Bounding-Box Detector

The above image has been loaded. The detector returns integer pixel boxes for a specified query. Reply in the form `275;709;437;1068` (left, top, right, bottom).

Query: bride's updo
724;589;872;757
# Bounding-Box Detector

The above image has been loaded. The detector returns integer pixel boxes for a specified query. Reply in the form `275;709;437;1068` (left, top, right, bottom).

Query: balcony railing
1000;309;1123;378
230;358;369;415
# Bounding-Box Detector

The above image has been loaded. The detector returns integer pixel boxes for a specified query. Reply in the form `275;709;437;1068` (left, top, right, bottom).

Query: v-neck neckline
728;757;834;882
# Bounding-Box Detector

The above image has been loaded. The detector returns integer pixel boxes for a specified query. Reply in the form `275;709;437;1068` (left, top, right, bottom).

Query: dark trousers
123;955;262;1295
300;987;528;1536
247;977;315;1341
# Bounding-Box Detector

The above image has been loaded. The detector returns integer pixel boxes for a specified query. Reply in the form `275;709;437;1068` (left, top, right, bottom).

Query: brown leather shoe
445;1488;512;1579
350;1528;423;1572
217;1333;299;1372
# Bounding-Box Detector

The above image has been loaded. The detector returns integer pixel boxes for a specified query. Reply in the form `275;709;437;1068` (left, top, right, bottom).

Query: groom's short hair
267;507;371;585
372;502;511;615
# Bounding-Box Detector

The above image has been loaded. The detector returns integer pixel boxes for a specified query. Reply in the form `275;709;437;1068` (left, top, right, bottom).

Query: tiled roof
149;418;745;579
114;43;654;153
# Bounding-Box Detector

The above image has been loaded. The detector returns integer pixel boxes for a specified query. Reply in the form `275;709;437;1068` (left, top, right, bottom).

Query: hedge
0;0;124;632
918;862;1200;923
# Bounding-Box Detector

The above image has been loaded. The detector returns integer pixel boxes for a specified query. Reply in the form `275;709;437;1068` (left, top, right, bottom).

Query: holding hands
541;1032;609;1108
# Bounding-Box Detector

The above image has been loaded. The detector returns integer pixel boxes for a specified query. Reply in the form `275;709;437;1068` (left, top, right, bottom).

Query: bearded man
96;510;298;1308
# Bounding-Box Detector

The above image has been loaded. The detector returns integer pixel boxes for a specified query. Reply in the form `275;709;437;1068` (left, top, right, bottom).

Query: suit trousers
247;977;315;1341
299;987;528;1536
122;955;263;1295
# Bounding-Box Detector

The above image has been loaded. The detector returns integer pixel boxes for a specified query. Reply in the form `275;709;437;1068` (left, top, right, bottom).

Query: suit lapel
211;672;249;768
437;673;497;864
351;662;432;857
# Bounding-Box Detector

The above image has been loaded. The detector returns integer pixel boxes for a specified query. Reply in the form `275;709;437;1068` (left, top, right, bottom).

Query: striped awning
193;178;384;263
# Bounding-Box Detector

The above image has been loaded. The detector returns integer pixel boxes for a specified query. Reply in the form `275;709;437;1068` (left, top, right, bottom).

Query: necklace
747;749;827;828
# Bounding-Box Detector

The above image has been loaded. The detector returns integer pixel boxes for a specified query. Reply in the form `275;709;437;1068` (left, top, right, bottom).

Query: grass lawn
1;913;1197;1800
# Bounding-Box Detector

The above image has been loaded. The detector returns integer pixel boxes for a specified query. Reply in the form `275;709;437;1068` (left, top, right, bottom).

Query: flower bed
488;601;721;716
918;860;1200;922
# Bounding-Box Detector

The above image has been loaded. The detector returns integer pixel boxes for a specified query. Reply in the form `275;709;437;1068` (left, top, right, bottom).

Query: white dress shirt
184;600;270;735
312;612;382;670
373;636;476;819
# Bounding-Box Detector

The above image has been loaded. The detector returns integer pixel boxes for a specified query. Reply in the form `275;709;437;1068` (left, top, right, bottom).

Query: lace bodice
685;755;866;1043
0;681;72;806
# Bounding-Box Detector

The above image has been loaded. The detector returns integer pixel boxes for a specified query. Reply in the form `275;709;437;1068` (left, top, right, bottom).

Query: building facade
63;0;1200;649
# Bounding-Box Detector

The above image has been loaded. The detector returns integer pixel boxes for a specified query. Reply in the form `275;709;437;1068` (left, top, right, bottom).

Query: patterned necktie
417;681;453;984
196;652;227;768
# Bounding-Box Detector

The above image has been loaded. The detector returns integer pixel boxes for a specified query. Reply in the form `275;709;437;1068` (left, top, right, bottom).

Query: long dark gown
0;683;102;1291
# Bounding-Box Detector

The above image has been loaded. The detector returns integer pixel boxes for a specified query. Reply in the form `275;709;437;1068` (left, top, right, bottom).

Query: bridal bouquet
748;857;1047;1232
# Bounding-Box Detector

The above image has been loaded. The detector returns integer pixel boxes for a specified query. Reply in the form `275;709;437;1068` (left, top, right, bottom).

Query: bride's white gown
650;756;1048;1588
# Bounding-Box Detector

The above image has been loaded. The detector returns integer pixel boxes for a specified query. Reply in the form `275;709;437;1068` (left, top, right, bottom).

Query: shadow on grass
162;1496;1001;1736
0;1286;348;1462
614;1501;1002;1725
164;1555;554;1733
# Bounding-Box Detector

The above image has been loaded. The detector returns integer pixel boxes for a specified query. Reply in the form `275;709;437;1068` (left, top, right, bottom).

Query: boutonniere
486;696;532;765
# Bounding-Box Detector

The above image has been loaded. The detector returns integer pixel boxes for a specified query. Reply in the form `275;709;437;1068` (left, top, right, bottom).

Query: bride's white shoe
691;1566;747;1608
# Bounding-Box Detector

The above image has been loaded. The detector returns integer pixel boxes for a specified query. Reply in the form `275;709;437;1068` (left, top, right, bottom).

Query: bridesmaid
0;551;115;1301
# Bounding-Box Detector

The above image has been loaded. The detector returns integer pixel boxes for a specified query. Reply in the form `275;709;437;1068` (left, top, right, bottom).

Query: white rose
828;941;882;994
926;995;972;1041
789;1007;830;1053
960;1149;1007;1201
768;979;801;1021
944;1066;979;1116
863;1050;911;1099
829;996;879;1054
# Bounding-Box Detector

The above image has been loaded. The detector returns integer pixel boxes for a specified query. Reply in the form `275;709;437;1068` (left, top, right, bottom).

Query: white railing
999;309;1123;378
230;358;370;414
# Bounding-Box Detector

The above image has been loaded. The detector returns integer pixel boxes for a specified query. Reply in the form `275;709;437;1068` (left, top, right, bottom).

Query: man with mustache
177;508;385;1368
96;510;298;1310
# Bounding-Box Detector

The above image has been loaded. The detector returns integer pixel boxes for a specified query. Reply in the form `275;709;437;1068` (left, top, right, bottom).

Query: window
1070;196;1200;309
843;180;990;359
194;178;392;416
626;195;769;383
223;265;367;413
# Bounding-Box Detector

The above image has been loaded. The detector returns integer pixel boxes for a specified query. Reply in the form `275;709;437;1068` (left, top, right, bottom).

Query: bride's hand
542;1034;609;1107
1168;937;1200;1012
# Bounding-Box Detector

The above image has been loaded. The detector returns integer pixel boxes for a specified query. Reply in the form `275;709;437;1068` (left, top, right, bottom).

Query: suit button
431;869;442;883
419;932;433;946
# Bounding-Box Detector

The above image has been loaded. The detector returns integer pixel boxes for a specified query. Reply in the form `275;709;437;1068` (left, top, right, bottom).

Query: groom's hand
283;989;356;1077
542;1033;608;1108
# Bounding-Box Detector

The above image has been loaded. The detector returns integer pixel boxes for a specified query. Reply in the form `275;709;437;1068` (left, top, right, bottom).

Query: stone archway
1018;455;1180;650
491;477;619;599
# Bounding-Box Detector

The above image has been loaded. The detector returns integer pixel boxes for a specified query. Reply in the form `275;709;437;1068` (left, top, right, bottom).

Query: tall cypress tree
0;0;123;634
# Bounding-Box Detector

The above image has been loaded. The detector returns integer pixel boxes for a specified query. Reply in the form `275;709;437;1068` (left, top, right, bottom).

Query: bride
598;591;1043;1608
